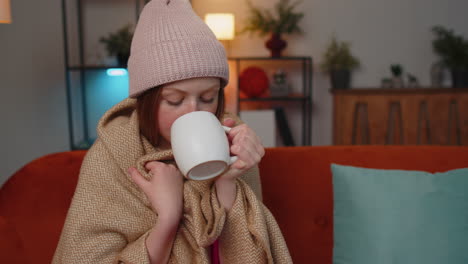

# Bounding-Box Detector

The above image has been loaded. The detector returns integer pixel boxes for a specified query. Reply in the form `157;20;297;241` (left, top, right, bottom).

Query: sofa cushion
331;164;468;264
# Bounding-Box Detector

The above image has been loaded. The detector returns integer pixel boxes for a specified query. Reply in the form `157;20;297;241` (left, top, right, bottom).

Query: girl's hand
218;118;265;183
129;161;184;221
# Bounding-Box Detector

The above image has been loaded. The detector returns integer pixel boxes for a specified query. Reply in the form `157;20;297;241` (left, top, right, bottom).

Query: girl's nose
183;99;200;114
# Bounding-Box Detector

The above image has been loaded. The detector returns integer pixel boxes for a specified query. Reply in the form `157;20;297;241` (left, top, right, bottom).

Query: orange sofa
1;146;468;264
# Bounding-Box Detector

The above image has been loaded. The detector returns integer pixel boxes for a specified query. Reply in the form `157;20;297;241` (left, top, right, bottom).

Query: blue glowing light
84;69;129;139
106;68;128;76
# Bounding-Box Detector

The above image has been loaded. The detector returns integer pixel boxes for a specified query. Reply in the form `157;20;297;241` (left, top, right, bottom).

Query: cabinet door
333;89;468;146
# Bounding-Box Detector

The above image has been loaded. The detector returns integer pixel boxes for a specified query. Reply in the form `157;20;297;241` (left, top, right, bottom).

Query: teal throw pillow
331;164;468;264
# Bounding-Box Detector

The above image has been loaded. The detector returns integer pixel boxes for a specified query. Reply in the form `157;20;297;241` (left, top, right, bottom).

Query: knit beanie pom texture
128;0;229;98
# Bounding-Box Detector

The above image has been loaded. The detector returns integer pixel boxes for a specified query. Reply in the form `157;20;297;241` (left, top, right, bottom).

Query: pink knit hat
128;0;229;98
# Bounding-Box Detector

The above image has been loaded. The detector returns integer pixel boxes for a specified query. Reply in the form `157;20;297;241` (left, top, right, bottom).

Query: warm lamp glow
0;0;12;24
204;13;235;40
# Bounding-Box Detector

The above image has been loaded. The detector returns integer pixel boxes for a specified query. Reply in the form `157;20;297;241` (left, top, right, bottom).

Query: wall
193;0;468;146
0;0;137;186
1;0;467;185
0;0;69;186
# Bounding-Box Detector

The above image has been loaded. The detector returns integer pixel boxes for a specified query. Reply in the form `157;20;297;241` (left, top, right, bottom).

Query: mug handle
222;126;238;165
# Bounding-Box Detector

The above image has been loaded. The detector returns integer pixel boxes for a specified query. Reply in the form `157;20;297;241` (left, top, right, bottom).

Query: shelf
330;87;468;95
231;56;313;146
68;65;127;70
62;0;139;150
228;56;311;61
68;57;311;70
240;94;309;102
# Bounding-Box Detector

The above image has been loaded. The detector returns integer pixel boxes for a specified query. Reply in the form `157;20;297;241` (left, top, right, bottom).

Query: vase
451;68;468;88
391;76;404;88
430;62;444;87
265;33;287;58
330;69;351;89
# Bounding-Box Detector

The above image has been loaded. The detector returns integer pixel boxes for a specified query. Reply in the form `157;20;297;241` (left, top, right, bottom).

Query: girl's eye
166;99;183;106
200;97;215;103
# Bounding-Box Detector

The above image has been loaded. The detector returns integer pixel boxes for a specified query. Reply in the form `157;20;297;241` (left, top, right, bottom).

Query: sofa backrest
0;151;86;264
1;146;468;264
258;145;468;264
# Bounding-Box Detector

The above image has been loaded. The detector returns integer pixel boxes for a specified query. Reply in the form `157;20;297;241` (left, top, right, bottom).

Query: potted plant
320;36;360;89
241;0;304;57
431;25;468;88
390;64;404;88
407;73;419;88
100;24;134;67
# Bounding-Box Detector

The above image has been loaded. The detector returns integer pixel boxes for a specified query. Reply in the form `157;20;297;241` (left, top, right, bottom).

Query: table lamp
204;13;235;55
0;0;11;24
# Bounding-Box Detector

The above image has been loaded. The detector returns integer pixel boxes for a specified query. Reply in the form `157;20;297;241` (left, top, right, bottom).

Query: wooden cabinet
333;88;468;145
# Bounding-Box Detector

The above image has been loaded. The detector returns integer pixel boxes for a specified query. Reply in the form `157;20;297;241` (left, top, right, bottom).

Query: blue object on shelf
85;70;129;140
106;68;128;76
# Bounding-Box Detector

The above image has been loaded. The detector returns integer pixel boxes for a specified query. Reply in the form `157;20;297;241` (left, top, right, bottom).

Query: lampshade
0;0;12;24
204;13;235;40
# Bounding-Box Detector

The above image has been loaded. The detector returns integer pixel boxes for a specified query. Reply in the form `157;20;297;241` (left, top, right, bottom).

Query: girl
53;0;291;263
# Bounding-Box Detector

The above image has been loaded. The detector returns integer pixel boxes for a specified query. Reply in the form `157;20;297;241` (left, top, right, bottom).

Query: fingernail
127;168;134;175
238;160;245;168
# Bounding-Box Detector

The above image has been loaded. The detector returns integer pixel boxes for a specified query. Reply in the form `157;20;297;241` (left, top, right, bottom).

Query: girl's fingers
231;144;252;165
223;118;236;128
231;135;260;155
129;167;148;192
225;123;264;171
232;159;246;170
230;142;261;169
227;124;247;142
145;161;162;171
256;142;265;158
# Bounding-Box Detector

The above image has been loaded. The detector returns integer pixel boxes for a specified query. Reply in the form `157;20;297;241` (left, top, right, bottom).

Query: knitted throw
53;99;292;263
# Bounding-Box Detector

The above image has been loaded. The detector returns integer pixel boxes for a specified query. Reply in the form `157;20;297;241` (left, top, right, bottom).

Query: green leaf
99;23;134;57
320;36;360;72
431;25;468;69
240;0;304;36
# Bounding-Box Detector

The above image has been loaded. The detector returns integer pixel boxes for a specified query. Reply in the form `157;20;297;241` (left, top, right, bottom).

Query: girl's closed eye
200;90;218;104
164;97;184;106
200;96;215;103
167;100;182;106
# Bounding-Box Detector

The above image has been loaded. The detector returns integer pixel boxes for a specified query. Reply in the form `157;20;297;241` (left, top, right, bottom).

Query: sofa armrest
0;215;28;263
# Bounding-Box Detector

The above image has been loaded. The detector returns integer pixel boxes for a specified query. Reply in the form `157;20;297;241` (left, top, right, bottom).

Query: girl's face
157;77;220;148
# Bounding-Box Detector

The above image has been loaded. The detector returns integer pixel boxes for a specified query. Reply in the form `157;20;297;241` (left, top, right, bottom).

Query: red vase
265;33;287;57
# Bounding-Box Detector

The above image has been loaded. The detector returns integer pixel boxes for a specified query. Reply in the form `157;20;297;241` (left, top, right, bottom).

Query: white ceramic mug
170;111;237;180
